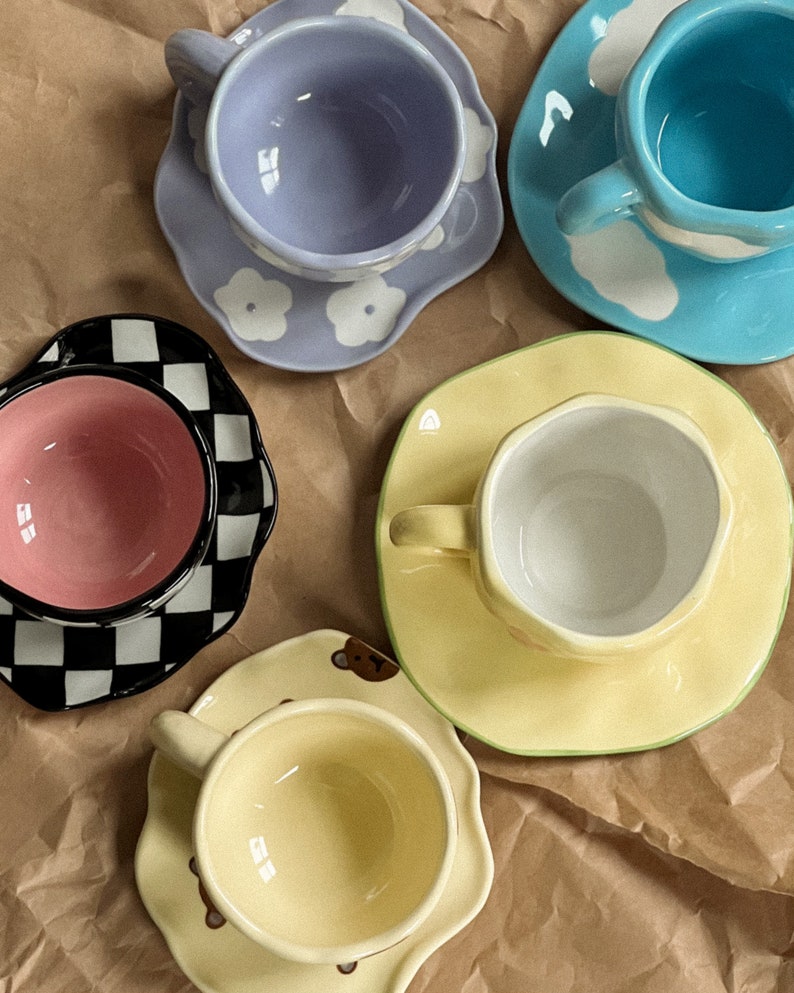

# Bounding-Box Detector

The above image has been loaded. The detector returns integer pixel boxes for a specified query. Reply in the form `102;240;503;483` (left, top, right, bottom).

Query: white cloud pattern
588;0;686;96
566;221;679;322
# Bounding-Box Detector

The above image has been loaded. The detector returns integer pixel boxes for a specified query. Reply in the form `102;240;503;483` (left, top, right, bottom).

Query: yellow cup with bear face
149;697;457;964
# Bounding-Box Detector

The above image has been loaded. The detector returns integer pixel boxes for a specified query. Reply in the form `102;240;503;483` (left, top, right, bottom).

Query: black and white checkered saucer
0;314;277;710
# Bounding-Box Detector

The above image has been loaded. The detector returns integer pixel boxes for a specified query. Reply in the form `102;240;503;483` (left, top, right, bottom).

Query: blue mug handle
165;29;241;103
556;161;644;235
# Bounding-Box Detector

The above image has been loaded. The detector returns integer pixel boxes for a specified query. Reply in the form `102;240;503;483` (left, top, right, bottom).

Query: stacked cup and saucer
379;0;794;756
0;314;277;711
155;0;503;373
377;329;793;754
136;630;494;993
509;0;794;364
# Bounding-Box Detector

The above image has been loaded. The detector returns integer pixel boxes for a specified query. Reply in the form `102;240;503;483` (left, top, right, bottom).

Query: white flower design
462;108;493;183
420;225;445;251
213;268;293;342
326;275;407;346
334;0;407;30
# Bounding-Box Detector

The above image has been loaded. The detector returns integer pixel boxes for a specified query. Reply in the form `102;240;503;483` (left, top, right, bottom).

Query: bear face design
189;856;226;930
331;636;399;681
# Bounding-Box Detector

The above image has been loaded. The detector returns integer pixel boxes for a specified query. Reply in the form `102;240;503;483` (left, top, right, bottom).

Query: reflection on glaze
539;90;574;147
566;221;679;320
436;187;480;253
419;408;441;432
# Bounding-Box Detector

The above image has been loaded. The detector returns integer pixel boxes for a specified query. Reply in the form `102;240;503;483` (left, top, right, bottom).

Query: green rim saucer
377;332;793;754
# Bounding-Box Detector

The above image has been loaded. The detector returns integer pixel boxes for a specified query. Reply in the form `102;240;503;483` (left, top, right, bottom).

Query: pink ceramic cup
0;366;217;625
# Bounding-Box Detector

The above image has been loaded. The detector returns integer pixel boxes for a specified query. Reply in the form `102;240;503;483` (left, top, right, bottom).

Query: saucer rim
376;330;794;755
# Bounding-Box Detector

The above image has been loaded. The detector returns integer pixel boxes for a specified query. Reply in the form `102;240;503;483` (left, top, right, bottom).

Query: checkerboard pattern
0;315;277;710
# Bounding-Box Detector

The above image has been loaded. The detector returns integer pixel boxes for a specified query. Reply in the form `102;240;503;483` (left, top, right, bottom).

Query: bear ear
331;649;350;670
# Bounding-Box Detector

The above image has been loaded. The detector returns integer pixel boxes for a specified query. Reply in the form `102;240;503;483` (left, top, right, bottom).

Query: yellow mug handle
389;504;476;552
149;711;229;781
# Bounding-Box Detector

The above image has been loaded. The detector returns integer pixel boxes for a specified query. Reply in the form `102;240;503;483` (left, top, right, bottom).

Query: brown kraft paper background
1;0;794;990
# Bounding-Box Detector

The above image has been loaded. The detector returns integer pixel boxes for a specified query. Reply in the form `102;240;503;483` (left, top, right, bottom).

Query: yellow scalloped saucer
135;629;493;993
377;332;793;755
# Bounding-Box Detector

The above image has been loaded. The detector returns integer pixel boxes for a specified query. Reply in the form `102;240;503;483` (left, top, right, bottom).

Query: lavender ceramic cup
165;16;467;282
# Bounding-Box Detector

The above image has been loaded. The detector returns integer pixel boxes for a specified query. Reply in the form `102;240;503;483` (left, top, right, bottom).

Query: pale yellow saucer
377;332;794;755
135;629;493;993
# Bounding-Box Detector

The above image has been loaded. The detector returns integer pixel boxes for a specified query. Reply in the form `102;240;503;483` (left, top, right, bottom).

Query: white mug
390;394;732;660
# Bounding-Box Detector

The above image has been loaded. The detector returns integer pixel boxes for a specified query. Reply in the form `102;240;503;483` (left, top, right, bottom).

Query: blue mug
556;0;794;262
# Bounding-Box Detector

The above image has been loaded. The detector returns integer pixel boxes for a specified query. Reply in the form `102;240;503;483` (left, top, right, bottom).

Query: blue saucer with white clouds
0;316;277;711
508;0;794;365
155;0;503;373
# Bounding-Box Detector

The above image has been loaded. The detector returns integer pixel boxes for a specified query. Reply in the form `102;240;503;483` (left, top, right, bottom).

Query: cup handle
164;28;241;103
149;710;229;780
556;160;643;236
389;505;475;552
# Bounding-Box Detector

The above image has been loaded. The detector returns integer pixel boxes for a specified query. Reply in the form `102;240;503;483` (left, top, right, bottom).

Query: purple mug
165;16;467;282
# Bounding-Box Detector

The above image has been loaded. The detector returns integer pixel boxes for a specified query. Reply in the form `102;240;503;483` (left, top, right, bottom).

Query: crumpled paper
1;0;793;990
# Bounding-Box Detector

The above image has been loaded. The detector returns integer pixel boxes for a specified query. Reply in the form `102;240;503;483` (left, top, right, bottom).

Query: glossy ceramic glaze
508;0;794;363
556;0;794;261
0;367;215;624
135;630;493;993
166;15;466;282
377;333;794;754
155;0;502;372
150;698;456;964
390;393;731;659
0;315;277;710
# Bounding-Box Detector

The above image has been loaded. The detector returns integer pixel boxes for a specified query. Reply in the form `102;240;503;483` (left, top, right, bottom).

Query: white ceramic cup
149;698;457;964
165;16;466;282
390;394;732;660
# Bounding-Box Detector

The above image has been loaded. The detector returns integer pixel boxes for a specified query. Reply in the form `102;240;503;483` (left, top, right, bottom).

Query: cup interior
644;8;794;211
212;19;462;257
487;403;723;639
0;369;212;617
196;701;453;962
